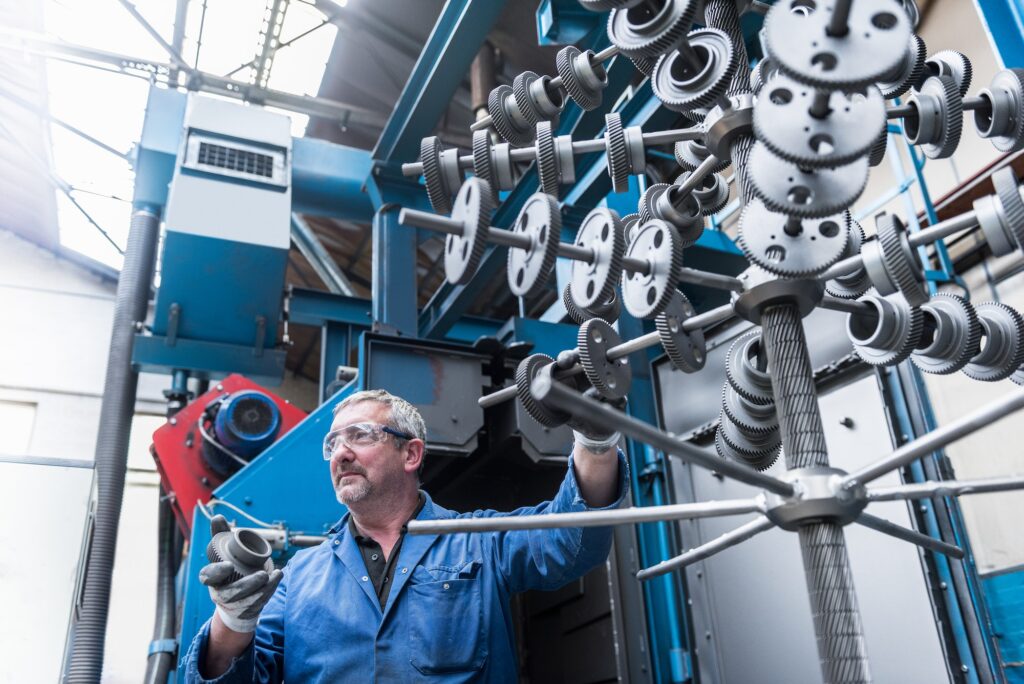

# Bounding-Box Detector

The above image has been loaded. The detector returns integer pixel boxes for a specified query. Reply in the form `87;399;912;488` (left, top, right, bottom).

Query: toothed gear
582;288;622;324
750;58;777;95
562;283;588;324
963;302;1024;382
714;422;781;471
912;294;982;375
877;213;929;306
878;34;927;100
738;200;851;278
926;50;973;97
1012;366;1024;386
991;166;1024;253
570;208;625;309
515;354;568;427
674;139;730;173
535;121;560;196
556;46;607;111
472;130;496;203
604;112;632;193
511;71;545;128
444;177;493;285
717;411;782;471
721;383;778;435
488;85;534;147
655;290;706;372
622;213;642;246
827;220;873;299
848;293;924;367
725;331;775;406
676;171;729;216
867;128;889;167
976;69;1024;153
621;219;683;319
578;318;632;400
749;143;869;220
631;55;656;77
651;28;738;113
607;0;700;59
904;75;963;160
421;136;453;214
652;186;705;246
638;183;671;224
507;193;561;298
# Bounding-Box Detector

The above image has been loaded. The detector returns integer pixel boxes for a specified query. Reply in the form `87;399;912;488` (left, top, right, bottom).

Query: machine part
877;34;927;100
638;182;670;224
974;69;1024;153
991;165;1024;253
471;130;497;202
516;354;570;427
900;0;920;28
903;75;963;159
675;138;730;173
603;113;646;192
607;0;699;59
444;178;493;285
621;219;684;319
206;523;273;584
621;213;642;246
846;292;924;366
963;302;1024;382
748;143;869;219
651;28;738;112
722;383;779;435
211;391;282;459
826;219;872;299
749;56;778;94
144;494;179;684
861;213;929;306
562;283;588;325
653;185;706;245
421;136;462;214
66;209;160;682
570;208;625;309
732;266;825;324
583;287;622;324
655;290;706;372
556;45;608;111
763;467;868;530
738;199;851;278
506;193;561;298
765;0;911;90
514;71;564;129
676;170;730;216
716;410;782;470
973;192;1019;258
1012;366;1024;386
631;54;657;77
535;121;559;196
702;93;755;162
912;294;982;375
725;330;776;406
578;318;633;400
488;84;535;147
753;74;886;168
580;0;644;10
925;49;973;97
867;127;889;167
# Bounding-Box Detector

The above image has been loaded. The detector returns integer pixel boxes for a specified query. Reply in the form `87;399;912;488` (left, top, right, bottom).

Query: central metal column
702;1;873;680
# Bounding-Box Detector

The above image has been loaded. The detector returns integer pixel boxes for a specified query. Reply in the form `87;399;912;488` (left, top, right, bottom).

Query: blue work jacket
184;452;629;682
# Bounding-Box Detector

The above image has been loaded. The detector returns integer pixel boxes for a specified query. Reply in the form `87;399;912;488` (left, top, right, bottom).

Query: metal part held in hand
207;526;273;582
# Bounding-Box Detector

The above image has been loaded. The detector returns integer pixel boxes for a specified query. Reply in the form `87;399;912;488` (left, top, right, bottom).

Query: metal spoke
855;513;965;559
867;474;1024;501
636;516;775;581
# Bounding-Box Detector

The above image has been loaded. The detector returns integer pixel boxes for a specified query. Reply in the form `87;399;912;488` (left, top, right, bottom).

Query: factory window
0;400;36;454
197;142;275;178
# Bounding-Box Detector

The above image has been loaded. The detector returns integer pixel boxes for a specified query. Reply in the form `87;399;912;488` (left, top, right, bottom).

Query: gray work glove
199;516;283;633
569;387;624;453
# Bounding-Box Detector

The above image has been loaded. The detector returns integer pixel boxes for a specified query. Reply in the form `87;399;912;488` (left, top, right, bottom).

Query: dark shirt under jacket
348;493;426;608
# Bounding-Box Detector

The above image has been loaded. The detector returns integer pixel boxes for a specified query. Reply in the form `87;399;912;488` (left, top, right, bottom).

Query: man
184;387;628;682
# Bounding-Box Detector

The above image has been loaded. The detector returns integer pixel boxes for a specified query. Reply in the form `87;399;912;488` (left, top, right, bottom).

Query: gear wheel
655;290;706;373
677;171;729;216
421;136;455;214
472;130;496;203
556;46;607;111
604;112;632;193
674;139;730;173
511;72;544;128
827;220;873;300
877;213;929;306
571;208;626;309
963;302;1024;382
507;193;561;298
749;143;869;220
489;85;534;147
878;34;927;100
515;354;568;427
721;384;778;436
905;75;963;160
535;120;560;196
622;213;642;247
563;283;588;325
725;331;775;406
578;318;632;400
607;0;699;59
912;293;982;375
621;219;683;319
444;177;493;285
867;128;889;167
847;293;924;367
738;200;851;279
925;50;973;97
976;69;1024;153
716;412;782;471
638;183;670;224
651;28;738;113
991;166;1024;253
631;55;656;78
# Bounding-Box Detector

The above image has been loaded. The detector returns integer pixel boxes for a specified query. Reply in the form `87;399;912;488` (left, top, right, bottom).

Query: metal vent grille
196;142;274;178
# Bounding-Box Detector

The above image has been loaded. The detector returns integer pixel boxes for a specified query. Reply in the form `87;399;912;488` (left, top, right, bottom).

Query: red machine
151;374;307;534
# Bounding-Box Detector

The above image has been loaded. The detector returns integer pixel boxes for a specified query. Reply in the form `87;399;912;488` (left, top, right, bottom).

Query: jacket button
401;568;408;574
443;583;450;590
333;540;340;546
362;576;369;582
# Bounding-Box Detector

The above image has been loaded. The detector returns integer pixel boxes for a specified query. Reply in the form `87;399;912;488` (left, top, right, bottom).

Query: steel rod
635;516;775;580
606;330;662;361
398;208;464;235
855;512;965;559
867;473;1024;501
532;374;796;495
556;242;596;262
843;389;1024;487
677;267;745;292
407;498;765;535
826;0;853;37
888;97;986;120
488;227;532;249
819;296;875;315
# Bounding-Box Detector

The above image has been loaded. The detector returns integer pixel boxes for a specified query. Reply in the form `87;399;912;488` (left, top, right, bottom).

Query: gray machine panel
655;311;951;683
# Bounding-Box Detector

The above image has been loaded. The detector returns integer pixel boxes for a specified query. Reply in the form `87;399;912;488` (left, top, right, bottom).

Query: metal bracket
254;315;266;357
166;303;181;347
147;638;177;656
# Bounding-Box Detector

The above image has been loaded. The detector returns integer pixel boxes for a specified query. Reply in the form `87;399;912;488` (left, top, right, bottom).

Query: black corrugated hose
143;491;179;684
65;209;160;682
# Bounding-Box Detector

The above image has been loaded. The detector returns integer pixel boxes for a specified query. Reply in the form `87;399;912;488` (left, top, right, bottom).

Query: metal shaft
408;498;764;535
867;473;1024;501
826;0;853;37
635;516;775;580
855;512;965;559
843;389;1024;487
888;96;986;120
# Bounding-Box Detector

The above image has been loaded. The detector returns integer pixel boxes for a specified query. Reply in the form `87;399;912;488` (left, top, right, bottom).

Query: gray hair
333;389;427;443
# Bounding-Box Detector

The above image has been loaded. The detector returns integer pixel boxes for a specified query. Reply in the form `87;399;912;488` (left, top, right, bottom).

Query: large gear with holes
655;290;706;373
878;34;927;100
749;143;868;220
556;46;608;111
753;75;886;169
570;208;625;310
963;302;1024;382
912;294;982;375
904;75;963;159
607;0;700;59
444;178;493;285
738;199;851;278
515;354;569;427
651;28;738;113
507;193;561;298
847;292;924;367
621;219;684;319
578;318;632;400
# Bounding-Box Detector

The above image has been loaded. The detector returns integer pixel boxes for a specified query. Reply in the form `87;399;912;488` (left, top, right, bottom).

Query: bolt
451;415;458;423
243;497;253;506
696;570;703;579
705;631;712;640
216;384;224;391
839;417;854;428
961;665;969;673
200;477;210;487
940;581;948;590
169;417;177;425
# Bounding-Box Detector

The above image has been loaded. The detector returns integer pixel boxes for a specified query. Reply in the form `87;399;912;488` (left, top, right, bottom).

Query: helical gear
976;69;1024;153
912;294;982;375
607;0;699;59
638;183;670;224
991;166;1024;252
737;200;851;279
515;354;568;427
826;220;873;300
578;318;632;400
675;139;730;173
878;34;927;100
867;128;889;168
925;50;973;97
721;383;779;436
556;46;608;111
875;213;929;306
604;112;632;193
724;331;775;406
472;130;496;203
489;85;535;147
963;302;1024;382
716;411;782;471
421;136;459;214
655;290;706;373
651;28;738;113
905;75;963;160
748;143;869;220
535;121;560;196
847;293;924;367
630;55;656;78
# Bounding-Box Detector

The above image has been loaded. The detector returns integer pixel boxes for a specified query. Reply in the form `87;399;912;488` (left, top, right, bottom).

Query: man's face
328;401;408;506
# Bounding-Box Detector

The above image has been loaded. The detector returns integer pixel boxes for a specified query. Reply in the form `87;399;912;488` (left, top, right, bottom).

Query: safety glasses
322;422;415;460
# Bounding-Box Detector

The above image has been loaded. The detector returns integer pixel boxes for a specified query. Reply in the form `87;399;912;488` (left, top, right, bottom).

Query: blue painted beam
132;335;287;386
288;287;374;328
973;0;1024;68
291;138;374;220
371;0;508;164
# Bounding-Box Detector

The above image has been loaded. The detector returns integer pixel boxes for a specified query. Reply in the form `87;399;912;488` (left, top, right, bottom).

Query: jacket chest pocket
408;578;487;675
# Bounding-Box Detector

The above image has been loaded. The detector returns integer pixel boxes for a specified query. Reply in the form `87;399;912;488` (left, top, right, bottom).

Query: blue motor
200;391;282;477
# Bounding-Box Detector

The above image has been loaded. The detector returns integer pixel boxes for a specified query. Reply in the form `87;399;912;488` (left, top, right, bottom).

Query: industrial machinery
57;0;1024;682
